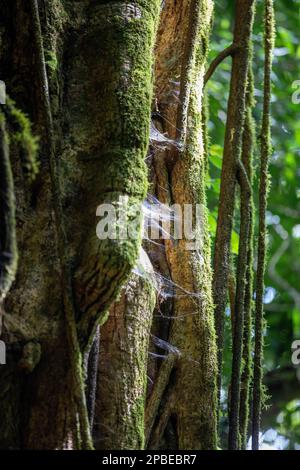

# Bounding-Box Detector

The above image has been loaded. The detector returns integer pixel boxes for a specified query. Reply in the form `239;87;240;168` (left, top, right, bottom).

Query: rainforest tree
0;0;279;451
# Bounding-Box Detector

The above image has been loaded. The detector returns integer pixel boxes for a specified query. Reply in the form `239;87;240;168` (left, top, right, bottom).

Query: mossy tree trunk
145;0;218;450
0;0;249;451
0;0;160;449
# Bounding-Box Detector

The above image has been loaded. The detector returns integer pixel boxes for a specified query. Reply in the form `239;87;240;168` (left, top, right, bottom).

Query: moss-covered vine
252;0;275;450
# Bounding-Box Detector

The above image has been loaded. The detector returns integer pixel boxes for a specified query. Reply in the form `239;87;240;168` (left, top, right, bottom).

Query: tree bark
148;0;218;450
94;251;156;450
0;0;160;449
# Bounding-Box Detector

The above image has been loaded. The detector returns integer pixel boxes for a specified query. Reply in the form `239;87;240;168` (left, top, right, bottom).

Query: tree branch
204;44;238;86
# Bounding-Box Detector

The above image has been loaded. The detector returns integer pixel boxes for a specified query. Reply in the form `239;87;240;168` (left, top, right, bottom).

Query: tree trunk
146;0;218;450
94;251;156;450
0;0;160;449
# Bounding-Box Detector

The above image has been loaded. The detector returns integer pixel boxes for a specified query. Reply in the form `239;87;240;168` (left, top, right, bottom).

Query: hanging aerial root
145;353;177;447
228;64;255;450
228;160;252;450
212;0;256;429
252;0;275;451
147;388;175;450
239;65;255;450
85;326;100;434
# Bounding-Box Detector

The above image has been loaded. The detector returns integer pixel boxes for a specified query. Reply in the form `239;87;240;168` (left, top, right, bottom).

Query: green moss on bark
58;1;162;350
95;264;156;450
0;117;18;303
165;0;218;450
3;99;39;180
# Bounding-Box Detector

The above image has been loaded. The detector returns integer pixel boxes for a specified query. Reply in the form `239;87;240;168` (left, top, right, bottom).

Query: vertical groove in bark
212;0;256;424
252;0;275;450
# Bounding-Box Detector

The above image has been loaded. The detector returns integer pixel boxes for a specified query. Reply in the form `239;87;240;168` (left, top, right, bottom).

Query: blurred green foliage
207;0;300;448
277;400;300;449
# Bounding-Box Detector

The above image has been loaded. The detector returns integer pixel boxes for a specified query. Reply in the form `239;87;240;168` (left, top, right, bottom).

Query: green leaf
231;230;239;255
